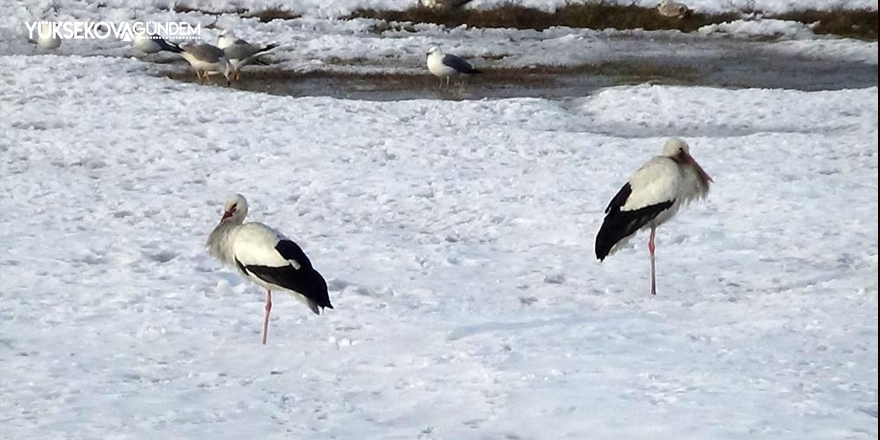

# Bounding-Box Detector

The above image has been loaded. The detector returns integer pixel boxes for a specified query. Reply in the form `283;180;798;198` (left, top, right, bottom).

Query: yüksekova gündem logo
26;21;201;42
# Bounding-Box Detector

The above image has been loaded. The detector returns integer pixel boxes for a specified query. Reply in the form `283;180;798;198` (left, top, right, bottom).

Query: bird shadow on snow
446;315;584;341
327;278;392;298
573;123;854;140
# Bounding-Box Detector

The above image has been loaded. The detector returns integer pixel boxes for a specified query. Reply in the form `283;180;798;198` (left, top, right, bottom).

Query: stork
207;194;333;344
595;138;712;295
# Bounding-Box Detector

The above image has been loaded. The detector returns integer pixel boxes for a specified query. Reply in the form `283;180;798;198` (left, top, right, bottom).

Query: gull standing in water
177;42;234;85
207;194;333;344
426;46;480;88
217;30;279;81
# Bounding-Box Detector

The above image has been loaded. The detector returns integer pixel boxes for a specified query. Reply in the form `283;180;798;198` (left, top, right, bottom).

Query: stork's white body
595;138;711;295
222;224;307;295
607;153;708;254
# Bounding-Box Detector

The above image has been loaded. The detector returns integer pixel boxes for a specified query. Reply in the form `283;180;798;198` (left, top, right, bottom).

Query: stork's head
663;138;713;183
662;137;690;157
221;194;248;223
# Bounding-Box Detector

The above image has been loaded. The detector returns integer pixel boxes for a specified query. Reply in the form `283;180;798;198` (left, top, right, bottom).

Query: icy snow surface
1;52;877;439
11;0;876;17
1;0;879;438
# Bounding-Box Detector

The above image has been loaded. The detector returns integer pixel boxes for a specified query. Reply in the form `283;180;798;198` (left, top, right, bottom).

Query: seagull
658;0;691;18
177;42;234;85
207;194;333;345
426;46;480;88
217;30;279;81
132;31;181;54
595;138;712;295
30;21;61;50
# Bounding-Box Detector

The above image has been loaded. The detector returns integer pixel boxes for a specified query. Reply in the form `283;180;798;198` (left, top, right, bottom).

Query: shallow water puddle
160;51;878;100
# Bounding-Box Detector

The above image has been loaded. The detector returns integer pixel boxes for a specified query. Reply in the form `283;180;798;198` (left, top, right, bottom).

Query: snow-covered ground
1;0;878;438
1;49;877;439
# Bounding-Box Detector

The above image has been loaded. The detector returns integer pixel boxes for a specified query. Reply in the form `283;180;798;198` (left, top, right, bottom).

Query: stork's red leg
262;289;273;345
648;225;657;295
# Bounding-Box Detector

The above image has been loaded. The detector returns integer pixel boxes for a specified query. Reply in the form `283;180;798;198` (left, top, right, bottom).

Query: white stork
595;138;712;295
207;194;333;344
426;46;481;88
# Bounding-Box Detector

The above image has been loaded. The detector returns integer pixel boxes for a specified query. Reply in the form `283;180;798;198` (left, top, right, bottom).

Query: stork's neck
206;219;242;266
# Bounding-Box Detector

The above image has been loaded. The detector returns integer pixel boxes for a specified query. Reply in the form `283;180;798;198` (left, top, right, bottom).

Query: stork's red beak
687;154;713;184
222;210;233;219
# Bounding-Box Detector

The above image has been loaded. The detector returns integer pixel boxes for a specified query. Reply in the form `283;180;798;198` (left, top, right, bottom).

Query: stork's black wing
235;240;333;314
595;182;674;261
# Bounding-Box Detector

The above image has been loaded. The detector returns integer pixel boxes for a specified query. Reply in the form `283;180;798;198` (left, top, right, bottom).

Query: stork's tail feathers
300;269;333;315
306;298;334;315
595;201;674;261
595;219;618;261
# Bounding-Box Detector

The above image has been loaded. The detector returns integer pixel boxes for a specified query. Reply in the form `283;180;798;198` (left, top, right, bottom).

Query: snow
20;0;872;17
1;50;877;439
1;0;879;437
698;18;817;39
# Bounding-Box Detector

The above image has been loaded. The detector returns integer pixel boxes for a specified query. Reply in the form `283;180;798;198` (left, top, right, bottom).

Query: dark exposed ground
165;3;878;41
352;4;878;41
